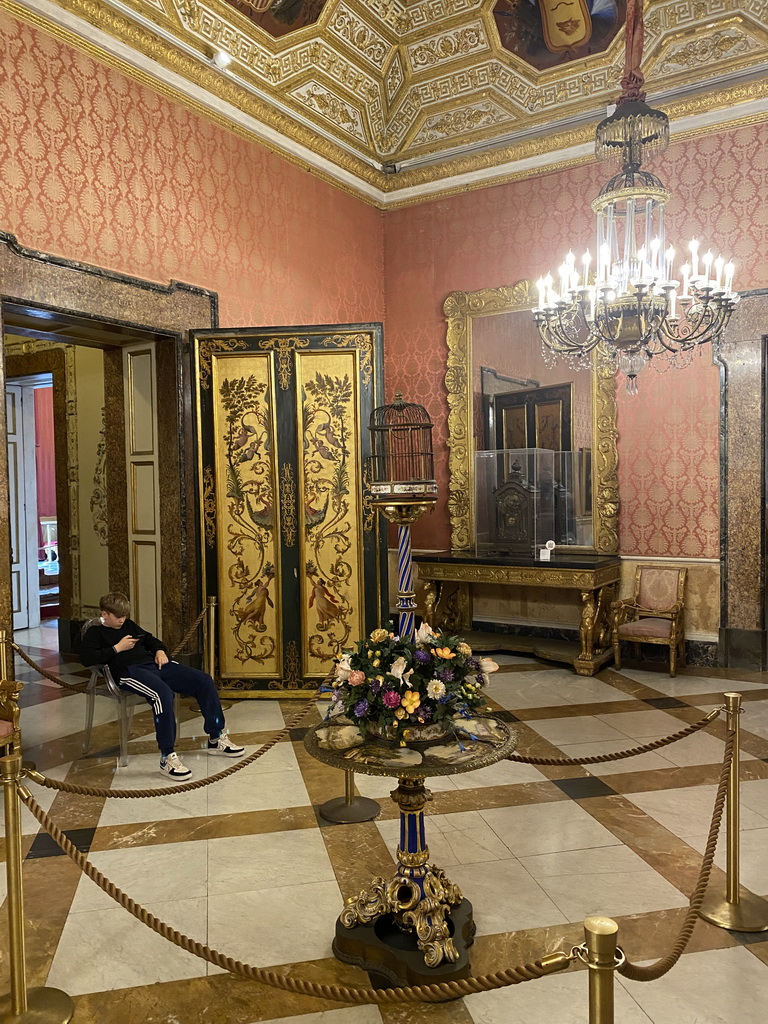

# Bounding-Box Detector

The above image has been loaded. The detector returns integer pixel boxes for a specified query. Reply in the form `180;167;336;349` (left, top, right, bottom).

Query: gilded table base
339;778;466;969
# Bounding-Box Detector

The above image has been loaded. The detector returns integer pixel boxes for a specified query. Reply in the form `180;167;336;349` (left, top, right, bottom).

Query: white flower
478;657;499;675
335;655;352;681
415;621;436;645
427;679;446;699
389;656;408;679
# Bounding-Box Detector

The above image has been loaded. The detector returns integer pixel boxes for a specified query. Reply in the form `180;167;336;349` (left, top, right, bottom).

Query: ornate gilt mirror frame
443;281;619;554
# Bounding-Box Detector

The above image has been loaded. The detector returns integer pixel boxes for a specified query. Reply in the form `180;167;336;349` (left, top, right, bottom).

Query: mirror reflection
472;309;594;549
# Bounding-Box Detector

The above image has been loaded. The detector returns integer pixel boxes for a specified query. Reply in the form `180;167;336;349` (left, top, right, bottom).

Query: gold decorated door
193;324;387;696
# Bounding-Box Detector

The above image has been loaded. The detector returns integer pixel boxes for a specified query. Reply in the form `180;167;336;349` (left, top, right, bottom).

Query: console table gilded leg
574;584;616;676
339;777;465;967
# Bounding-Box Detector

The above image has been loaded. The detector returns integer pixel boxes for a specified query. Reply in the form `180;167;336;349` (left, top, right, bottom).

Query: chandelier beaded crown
533;1;738;394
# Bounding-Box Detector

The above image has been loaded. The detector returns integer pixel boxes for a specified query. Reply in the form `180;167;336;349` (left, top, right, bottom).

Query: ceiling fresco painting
3;0;767;204
493;0;625;71
222;0;329;38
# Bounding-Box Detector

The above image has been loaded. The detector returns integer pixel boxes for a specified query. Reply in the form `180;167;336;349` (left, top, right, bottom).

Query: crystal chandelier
532;1;739;394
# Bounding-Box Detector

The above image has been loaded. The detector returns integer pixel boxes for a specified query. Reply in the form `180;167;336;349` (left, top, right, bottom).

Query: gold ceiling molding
2;0;768;207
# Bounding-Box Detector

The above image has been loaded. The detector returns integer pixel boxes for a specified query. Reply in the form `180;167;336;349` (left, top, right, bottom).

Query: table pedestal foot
333;898;475;995
319;771;380;823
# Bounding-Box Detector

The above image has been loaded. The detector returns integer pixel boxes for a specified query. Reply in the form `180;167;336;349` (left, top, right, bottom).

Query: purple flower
353;699;369;717
416;703;433;723
370;678;383;695
413;649;431;664
476;673;485;686
438;668;454;683
466;657;479;670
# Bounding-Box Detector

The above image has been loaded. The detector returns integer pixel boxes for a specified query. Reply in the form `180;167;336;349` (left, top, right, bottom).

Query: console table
414;552;620;676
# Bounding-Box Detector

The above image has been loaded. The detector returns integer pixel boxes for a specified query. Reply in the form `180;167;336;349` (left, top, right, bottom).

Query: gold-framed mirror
443;281;619;555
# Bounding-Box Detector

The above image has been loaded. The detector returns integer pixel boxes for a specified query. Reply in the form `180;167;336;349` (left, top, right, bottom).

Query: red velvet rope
617;0;646;105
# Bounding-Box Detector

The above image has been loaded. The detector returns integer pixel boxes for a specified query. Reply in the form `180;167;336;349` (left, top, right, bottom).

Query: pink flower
348;670;366;686
382;688;401;708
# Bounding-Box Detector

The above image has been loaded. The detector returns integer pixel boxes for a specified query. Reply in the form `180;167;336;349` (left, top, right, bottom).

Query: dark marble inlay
643;696;689;709
492;709;520;723
289;726;310;741
27;826;96;859
553;777;616;799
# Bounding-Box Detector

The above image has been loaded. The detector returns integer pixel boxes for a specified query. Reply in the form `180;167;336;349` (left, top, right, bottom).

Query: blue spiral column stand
396;524;417;642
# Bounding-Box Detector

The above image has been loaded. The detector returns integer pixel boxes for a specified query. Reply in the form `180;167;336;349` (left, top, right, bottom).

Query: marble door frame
0;231;217;655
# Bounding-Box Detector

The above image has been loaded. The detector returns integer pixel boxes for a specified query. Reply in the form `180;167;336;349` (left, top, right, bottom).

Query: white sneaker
159;752;192;779
208;736;245;757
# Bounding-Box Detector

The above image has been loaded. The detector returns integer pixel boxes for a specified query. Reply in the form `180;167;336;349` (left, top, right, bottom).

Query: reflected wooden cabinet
193;324;387;697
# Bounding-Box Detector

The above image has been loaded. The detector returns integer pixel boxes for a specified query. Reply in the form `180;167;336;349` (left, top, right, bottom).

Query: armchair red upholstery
611;566;687;676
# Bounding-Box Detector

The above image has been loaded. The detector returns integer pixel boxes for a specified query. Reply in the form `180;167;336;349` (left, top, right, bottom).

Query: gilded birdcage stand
367;394;437;641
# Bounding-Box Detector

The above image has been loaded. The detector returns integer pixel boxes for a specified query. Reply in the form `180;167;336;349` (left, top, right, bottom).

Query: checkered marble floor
3;627;768;1024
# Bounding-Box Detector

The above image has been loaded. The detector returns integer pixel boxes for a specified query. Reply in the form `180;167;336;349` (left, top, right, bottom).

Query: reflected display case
475;448;594;556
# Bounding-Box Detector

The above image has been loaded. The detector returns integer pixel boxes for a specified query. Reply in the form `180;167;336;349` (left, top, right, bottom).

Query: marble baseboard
474;621;719;668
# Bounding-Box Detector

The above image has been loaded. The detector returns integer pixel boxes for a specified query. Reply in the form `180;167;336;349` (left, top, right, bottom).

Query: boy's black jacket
80;618;167;679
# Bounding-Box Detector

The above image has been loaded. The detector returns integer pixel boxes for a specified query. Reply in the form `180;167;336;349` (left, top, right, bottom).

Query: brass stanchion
205;596;217;681
0;629;13;683
583;916;619;1024
699;691;768;931
0;753;74;1023
319;770;380;824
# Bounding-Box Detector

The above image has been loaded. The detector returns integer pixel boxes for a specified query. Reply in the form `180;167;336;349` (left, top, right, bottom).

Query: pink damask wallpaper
0;13;384;329
385;122;768;555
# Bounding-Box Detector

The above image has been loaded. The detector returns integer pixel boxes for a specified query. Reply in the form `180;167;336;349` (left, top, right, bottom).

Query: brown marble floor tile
320;819;395;899
379;1000;474;1023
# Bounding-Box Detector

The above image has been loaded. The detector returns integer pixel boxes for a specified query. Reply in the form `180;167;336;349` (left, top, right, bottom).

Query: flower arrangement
327;622;499;745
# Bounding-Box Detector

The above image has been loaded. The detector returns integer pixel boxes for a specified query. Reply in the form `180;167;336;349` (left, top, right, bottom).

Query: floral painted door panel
194;324;386;695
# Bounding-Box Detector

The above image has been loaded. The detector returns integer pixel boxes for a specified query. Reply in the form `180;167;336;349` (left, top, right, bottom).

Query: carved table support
574;583;616;675
340;777;464;967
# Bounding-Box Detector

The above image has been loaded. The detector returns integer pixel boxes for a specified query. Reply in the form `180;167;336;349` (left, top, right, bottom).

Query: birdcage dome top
369;392;434;429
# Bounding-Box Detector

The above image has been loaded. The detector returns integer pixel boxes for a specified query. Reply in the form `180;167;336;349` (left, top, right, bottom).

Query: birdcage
368;392;437;503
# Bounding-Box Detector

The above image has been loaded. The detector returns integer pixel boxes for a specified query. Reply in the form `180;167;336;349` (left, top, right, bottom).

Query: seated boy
80;591;243;779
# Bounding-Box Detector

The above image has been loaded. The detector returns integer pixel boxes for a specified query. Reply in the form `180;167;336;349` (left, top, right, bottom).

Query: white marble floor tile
558;740;676;775
96;751;210;827
449;756;548;788
684;826;768;896
527;715;630;746
480;800;623;858
736;778;768;819
250;1009;382;1024
558;678;628;704
448;859;568;934
207;880;342;970
209;749;312;816
484;675;573;711
618;669;766;697
354;772;454;799
625;786;768;839
69;840;209;913
492;653;539;666
617;946;768;1024
46;897;208;994
632;731;755;768
519;846;687;921
17;694;119;748
1;762;72;836
467;963;652;1023
208;830;335;894
595;709;687;738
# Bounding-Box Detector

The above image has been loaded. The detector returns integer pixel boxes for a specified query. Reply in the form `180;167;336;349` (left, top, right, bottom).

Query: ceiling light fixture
532;0;739;394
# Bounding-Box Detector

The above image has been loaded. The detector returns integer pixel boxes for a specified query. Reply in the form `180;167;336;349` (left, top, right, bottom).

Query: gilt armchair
0;679;22;755
612;566;687;677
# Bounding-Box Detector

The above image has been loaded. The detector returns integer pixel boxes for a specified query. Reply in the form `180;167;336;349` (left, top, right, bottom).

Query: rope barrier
25;696;318;798
15;786;572;1003
507;709;721;766
618;729;734;981
169;606;208;659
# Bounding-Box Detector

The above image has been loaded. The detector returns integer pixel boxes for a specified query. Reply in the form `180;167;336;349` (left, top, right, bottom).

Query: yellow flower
401;689;421;713
394;707;406;719
376;675;384;683
432;646;456;660
369;628;389;644
457;642;472;657
372;659;381;668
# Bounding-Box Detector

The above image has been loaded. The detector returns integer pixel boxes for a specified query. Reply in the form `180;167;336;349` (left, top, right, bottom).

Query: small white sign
539;547;551;561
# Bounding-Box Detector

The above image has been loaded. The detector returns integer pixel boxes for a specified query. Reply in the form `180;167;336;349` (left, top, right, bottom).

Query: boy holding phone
80;591;243;778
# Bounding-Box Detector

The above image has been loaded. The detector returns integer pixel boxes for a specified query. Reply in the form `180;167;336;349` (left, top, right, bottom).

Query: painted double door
193;324;387;696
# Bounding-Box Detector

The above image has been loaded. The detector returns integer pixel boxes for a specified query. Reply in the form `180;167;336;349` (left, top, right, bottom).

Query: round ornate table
304;715;516;989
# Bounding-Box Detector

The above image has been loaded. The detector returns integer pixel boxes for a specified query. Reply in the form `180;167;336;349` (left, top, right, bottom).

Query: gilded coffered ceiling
5;0;768;205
